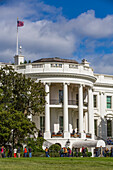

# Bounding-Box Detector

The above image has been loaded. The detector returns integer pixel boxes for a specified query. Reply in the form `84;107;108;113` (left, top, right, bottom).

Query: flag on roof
17;20;24;27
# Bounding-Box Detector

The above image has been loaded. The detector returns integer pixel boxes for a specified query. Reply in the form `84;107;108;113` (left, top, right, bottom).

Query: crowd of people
95;147;113;157
45;146;88;157
106;138;113;145
0;146;32;158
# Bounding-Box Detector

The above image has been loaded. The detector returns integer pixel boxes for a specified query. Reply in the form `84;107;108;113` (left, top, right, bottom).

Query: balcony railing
50;99;88;107
86;133;91;138
68;100;78;105
50;99;63;105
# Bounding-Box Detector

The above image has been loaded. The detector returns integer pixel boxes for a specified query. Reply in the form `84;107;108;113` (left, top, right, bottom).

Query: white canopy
72;140;105;148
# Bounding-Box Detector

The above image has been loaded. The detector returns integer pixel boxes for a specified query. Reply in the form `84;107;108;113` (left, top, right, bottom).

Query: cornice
94;83;113;88
26;72;96;83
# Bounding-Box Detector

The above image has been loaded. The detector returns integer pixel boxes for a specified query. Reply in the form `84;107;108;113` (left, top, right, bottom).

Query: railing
16;65;26;70
51;132;63;138
50;99;63;105
50;99;88;107
86;133;91;138
68;100;78;105
32;64;43;68
69;64;78;69
51;64;62;68
70;133;81;138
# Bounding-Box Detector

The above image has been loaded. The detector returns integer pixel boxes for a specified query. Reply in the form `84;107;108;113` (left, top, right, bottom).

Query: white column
79;84;84;137
88;87;94;139
44;83;51;139
63;83;70;138
85;112;88;133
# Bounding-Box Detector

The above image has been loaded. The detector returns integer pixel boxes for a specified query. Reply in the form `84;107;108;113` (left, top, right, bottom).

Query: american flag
17;20;24;27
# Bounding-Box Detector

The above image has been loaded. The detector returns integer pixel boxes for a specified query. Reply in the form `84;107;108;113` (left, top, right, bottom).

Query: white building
2;55;113;152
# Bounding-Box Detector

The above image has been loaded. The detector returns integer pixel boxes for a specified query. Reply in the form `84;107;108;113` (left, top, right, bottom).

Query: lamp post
65;139;70;148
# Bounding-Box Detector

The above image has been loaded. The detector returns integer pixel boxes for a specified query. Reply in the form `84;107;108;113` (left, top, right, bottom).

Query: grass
0;157;113;170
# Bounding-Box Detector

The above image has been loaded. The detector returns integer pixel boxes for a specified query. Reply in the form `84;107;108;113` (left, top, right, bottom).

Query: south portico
43;81;95;142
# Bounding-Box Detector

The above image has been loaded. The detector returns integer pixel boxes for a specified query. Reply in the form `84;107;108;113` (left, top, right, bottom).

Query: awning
72;140;105;148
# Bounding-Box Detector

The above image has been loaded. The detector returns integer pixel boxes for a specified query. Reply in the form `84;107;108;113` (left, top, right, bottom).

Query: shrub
49;144;61;152
32;152;45;157
87;152;92;157
26;137;45;152
78;152;82;157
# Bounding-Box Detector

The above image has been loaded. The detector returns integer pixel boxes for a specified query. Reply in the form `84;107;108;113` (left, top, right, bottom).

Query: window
107;96;112;109
32;64;43;68
59;90;63;103
107;120;112;137
40;116;45;133
51;64;62;68
93;95;97;108
94;120;97;136
76;94;78;105
59;116;63;131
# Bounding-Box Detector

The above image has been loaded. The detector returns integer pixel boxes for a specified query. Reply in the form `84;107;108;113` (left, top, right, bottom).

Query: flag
17;20;24;27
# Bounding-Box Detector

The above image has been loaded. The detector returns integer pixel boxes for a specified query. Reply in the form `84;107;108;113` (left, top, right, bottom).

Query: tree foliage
0;65;46;146
0;65;46;115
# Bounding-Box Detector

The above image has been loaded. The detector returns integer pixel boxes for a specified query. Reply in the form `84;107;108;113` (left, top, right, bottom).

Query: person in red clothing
82;146;85;157
24;147;27;157
14;148;17;158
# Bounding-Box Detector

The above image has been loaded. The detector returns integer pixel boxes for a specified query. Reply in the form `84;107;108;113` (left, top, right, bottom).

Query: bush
49;144;61;152
26;137;45;152
78;152;82;157
49;152;60;157
32;152;45;157
87;152;92;157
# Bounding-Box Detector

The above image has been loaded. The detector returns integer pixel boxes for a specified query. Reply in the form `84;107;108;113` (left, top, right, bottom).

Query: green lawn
0;157;113;170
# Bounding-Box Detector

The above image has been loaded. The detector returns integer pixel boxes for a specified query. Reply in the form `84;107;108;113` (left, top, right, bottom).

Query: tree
0;65;46;116
0;108;36;146
0;65;46;146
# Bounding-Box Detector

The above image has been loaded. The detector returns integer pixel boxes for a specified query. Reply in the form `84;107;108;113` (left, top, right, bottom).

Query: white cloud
0;1;113;74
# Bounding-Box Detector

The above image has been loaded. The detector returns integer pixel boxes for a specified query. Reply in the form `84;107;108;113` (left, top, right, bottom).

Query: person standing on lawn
28;147;32;157
14;148;17;158
17;147;21;158
24;147;27;157
45;147;49;157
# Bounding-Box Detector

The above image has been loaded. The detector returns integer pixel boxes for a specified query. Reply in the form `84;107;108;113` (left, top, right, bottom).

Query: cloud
0;0;113;74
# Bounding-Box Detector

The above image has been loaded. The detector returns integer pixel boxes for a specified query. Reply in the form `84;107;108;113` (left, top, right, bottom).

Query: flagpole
17;17;18;55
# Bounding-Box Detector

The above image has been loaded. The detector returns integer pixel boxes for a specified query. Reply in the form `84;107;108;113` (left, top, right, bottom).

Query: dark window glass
40;116;45;133
93;95;97;108
59;116;63;131
107;96;111;109
59;90;63;103
107;120;112;137
94;119;97;136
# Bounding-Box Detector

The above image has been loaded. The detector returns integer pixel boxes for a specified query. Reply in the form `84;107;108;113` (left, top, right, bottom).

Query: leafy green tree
0;65;46;116
0;65;46;146
0;108;36;146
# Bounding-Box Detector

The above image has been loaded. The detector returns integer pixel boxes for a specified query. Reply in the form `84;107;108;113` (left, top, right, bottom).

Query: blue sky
0;0;113;74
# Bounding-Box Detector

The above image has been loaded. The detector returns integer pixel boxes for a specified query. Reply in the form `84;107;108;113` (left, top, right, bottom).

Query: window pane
40;116;45;133
107;120;112;137
59;116;63;131
93;95;97;108
107;96;111;109
59;90;63;103
94;120;97;136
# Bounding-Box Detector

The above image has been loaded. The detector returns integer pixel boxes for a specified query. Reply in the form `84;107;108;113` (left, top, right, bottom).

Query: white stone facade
1;57;112;149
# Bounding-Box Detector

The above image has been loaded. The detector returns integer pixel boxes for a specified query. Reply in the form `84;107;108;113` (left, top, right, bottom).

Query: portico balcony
51;132;92;139
50;99;88;107
50;99;63;105
68;100;78;105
